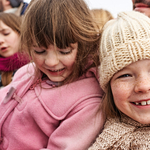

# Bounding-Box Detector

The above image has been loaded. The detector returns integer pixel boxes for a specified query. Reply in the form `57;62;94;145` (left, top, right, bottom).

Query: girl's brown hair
21;0;100;84
102;83;121;119
0;12;21;34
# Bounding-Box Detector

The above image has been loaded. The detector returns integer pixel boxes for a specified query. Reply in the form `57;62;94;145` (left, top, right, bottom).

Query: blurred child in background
0;13;29;87
91;9;114;30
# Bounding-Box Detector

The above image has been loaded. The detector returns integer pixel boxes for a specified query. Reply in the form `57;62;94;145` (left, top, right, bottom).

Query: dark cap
9;0;23;7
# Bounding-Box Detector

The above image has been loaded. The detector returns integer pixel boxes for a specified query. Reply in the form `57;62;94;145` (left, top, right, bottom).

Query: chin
137;119;150;125
49;77;65;82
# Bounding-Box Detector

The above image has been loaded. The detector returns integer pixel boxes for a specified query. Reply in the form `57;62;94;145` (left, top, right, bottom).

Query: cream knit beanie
100;11;150;91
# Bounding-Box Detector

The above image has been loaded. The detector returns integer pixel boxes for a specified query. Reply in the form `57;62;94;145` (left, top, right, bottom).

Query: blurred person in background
132;0;150;17
0;0;28;16
91;9;114;31
0;13;29;87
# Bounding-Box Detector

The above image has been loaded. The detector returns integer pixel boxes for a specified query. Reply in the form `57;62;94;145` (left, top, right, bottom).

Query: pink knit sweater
0;63;104;150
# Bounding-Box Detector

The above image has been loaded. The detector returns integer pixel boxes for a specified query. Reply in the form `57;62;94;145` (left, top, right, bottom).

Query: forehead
0;20;9;29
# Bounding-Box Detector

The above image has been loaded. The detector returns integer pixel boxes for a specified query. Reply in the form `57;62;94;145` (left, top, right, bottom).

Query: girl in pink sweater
0;0;104;149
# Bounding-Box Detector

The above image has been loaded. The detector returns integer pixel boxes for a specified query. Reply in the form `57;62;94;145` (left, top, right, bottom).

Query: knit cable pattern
88;115;150;150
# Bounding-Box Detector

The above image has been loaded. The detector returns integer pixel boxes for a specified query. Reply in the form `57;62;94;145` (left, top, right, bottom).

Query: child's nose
0;36;4;45
134;76;150;93
45;52;59;67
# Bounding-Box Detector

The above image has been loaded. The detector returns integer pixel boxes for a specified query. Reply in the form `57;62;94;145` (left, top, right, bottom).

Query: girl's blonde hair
21;0;100;84
91;9;114;30
0;12;21;34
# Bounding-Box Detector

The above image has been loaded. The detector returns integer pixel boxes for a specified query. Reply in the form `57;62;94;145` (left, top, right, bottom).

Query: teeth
135;102;139;105
141;101;147;106
135;100;150;106
147;100;150;105
51;68;64;72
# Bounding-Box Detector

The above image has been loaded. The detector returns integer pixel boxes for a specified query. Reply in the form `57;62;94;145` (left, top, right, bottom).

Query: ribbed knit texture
99;11;150;91
88;114;150;150
0;53;29;72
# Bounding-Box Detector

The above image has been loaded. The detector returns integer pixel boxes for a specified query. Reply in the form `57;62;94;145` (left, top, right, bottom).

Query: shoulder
0;63;36;103
12;63;35;81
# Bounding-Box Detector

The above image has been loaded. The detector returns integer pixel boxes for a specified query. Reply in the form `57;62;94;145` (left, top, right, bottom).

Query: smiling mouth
135;3;150;8
50;68;65;72
132;100;150;106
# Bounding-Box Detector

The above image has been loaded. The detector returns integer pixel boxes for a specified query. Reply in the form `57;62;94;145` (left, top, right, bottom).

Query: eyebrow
0;29;9;32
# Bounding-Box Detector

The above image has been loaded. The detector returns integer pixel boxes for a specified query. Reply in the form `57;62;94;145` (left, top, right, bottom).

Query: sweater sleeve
47;97;104;150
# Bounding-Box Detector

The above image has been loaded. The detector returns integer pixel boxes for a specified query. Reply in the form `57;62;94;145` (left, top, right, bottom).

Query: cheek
66;58;76;68
9;34;20;53
63;52;77;68
32;55;43;67
111;82;130;108
11;33;19;44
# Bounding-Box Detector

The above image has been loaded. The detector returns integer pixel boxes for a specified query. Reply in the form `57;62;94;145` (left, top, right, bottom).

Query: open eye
118;74;131;78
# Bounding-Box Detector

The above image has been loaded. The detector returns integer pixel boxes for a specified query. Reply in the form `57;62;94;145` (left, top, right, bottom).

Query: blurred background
24;0;133;18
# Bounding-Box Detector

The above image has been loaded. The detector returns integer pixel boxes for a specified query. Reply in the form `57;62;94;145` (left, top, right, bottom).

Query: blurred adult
132;0;150;17
0;0;28;16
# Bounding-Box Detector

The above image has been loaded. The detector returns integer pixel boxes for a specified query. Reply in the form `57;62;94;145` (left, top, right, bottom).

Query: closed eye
34;50;46;54
59;50;72;55
4;33;10;36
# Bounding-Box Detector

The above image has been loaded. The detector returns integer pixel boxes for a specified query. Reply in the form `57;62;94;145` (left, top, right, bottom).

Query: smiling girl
89;11;150;149
0;0;104;149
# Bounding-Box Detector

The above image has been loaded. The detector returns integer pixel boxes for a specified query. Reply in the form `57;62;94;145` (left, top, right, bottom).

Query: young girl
89;11;150;149
0;0;104;149
0;13;29;87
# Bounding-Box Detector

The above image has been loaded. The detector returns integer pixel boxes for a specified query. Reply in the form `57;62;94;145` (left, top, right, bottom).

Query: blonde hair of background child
91;9;114;30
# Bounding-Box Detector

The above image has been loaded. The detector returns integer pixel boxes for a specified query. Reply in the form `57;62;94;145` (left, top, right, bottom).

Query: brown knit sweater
88;114;150;150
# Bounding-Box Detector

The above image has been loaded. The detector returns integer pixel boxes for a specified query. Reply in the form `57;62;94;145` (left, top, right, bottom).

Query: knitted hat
9;0;23;7
99;11;150;91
